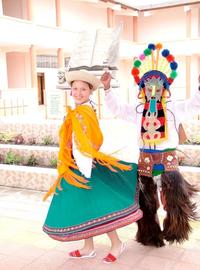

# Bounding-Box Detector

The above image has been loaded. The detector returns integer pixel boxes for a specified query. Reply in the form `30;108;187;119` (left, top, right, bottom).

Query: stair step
0;163;199;192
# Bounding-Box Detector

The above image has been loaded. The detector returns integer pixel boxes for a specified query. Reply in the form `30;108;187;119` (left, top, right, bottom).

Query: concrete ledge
0;144;58;167
0;163;199;192
0;164;56;191
1;143;199;167
180;166;200;189
178;145;200;166
0;144;58;151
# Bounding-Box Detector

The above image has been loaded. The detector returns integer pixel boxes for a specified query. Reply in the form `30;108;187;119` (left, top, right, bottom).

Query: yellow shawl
43;105;131;200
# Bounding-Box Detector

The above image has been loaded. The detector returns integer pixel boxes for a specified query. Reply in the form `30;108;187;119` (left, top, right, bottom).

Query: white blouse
104;89;200;151
71;101;93;179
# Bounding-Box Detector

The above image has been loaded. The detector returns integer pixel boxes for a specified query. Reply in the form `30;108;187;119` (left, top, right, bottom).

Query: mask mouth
149;98;156;113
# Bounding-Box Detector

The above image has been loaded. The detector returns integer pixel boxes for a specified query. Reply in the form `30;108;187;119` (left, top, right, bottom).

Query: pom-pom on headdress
131;43;178;92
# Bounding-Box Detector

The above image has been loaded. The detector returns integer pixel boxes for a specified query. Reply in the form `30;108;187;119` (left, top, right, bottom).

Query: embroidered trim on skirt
43;162;142;241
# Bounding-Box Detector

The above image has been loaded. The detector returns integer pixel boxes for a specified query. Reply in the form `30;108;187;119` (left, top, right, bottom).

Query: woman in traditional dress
43;70;142;263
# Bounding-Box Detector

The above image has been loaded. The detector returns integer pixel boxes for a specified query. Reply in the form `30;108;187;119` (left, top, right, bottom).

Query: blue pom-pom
170;62;178;70
140;82;145;89
148;43;155;50
162;49;170;57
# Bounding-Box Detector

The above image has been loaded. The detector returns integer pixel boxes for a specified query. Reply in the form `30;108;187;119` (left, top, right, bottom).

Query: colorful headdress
131;43;178;146
131;43;178;92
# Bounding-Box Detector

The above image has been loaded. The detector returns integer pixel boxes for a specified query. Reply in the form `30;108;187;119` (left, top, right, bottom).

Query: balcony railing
0;98;28;117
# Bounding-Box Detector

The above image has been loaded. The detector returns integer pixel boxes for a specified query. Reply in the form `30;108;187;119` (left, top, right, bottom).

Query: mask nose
150;85;156;113
151;85;156;98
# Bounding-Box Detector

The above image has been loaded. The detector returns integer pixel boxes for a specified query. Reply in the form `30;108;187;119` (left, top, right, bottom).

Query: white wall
137;7;187;42
32;1;107;31
33;0;56;27
191;7;200;38
61;0;107;31
190;55;200;96
0;50;8;90
137;5;200;41
6;52;30;88
115;15;133;41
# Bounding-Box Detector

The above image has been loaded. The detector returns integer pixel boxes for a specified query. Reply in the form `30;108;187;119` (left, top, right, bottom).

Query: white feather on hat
65;70;100;91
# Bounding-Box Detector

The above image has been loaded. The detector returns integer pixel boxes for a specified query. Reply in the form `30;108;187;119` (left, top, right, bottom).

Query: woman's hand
100;72;112;90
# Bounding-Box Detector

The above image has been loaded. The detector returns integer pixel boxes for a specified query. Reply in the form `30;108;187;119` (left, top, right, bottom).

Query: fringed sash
43;105;131;200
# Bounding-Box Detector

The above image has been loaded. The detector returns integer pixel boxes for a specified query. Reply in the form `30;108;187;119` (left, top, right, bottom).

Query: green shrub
42;135;54;145
49;158;57;168
5;151;22;165
25;154;38;166
0;132;15;144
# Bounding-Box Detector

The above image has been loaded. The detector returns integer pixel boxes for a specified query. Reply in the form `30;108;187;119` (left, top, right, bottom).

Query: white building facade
0;0;199;119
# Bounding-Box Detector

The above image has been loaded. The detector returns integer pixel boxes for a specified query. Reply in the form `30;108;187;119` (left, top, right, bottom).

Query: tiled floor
0;186;200;270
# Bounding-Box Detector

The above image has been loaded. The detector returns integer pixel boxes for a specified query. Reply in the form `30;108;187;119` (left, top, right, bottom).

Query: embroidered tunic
104;89;200;176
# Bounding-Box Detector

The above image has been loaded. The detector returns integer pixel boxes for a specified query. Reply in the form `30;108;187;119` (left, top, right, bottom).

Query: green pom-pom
170;70;177;79
134;60;141;67
144;48;151;56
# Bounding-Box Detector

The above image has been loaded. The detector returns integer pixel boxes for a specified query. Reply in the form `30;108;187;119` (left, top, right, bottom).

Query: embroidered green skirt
43;161;142;241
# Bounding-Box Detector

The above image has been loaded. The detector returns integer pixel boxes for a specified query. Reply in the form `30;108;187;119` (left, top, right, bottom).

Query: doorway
37;73;45;105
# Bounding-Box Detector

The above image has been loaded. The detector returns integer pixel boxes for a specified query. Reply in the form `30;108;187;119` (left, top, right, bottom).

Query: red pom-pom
131;67;140;76
168;77;174;84
166;54;174;62
134;76;140;84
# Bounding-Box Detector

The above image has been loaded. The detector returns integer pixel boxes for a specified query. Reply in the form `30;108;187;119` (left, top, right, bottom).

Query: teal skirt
43;161;142;241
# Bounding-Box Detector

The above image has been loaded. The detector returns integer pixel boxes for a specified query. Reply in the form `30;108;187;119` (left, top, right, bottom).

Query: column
186;55;191;98
185;9;191;38
30;45;37;88
0;51;8;91
107;8;114;28
198;7;200;37
132;16;138;42
55;0;62;27
27;0;33;21
185;8;191;98
0;0;3;15
57;48;64;68
29;45;39;109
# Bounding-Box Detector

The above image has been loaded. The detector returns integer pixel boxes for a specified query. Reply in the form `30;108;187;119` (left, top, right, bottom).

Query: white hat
65;70;100;91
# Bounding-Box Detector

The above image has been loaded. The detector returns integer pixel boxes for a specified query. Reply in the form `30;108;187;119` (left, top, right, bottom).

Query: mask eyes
146;88;152;93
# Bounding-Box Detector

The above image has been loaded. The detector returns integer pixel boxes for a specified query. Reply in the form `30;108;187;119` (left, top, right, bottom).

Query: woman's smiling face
71;80;93;105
